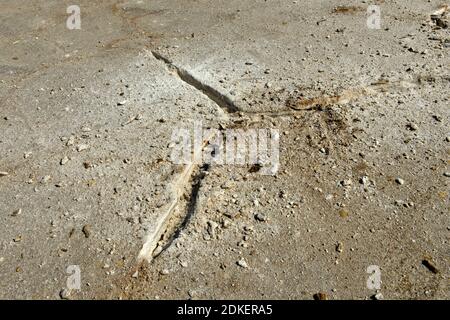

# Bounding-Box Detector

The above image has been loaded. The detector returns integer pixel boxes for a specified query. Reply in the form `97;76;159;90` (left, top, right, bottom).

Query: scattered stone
395;178;405;185
82;225;91;238
313;292;327;300
254;212;268;222
83;162;93;169
11;208;22;217
360;176;370;186
117;100;127;106
0;171;9;177
132;271;139;278
371;292;383;300
340;179;353;187
66;136;75;146
76;144;89;152
160;269;170;275
433;17;448;29
335;242;344;253
406;123;418;131
237;258;249;269
188;290;197;298
41;175;51;184
339;209;349;218
60;156;69;165
432;115;442;122
59;288;71;300
422;258;439;274
207;220;219;238
443;172;450;177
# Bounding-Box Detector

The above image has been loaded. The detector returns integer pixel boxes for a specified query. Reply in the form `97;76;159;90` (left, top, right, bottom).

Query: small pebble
341;179;353;187
59;288;71;300
313;292;327;300
0;171;9;177
395;178;405;185
254;213;268;222
372;292;383;300
82;225;91;238
160;269;170;275
76;144;89;152
237;258;249;269
12;208;22;217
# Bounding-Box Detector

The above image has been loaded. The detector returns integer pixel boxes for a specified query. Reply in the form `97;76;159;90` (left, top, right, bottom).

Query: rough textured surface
0;0;448;299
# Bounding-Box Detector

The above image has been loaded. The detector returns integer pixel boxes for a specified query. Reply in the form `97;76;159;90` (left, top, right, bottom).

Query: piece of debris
313;292;327;300
336;242;344;253
395;178;405;185
422;258;439;274
332;6;363;14
160;269;170;275
406;123;418;131
207;220;219;238
254;213;268;222
431;5;449;29
339;209;349;218
0;171;9;177
11;208;22;217
360;176;370;186
83;162;93;169
431;4;449;18
340;179;353;187
60;156;69;165
59;288;71;300
66;136;75;146
237;258;249;269
76;144;89;152
434;18;448;28
82;225;91;238
371;292;383;300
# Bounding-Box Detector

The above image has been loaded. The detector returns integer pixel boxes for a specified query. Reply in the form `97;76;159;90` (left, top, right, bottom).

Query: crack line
151;50;239;113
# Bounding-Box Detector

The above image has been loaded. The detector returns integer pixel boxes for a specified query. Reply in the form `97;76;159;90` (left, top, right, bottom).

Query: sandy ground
0;0;448;300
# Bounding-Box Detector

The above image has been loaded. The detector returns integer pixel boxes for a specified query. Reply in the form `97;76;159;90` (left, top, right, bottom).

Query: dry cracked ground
0;0;449;300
